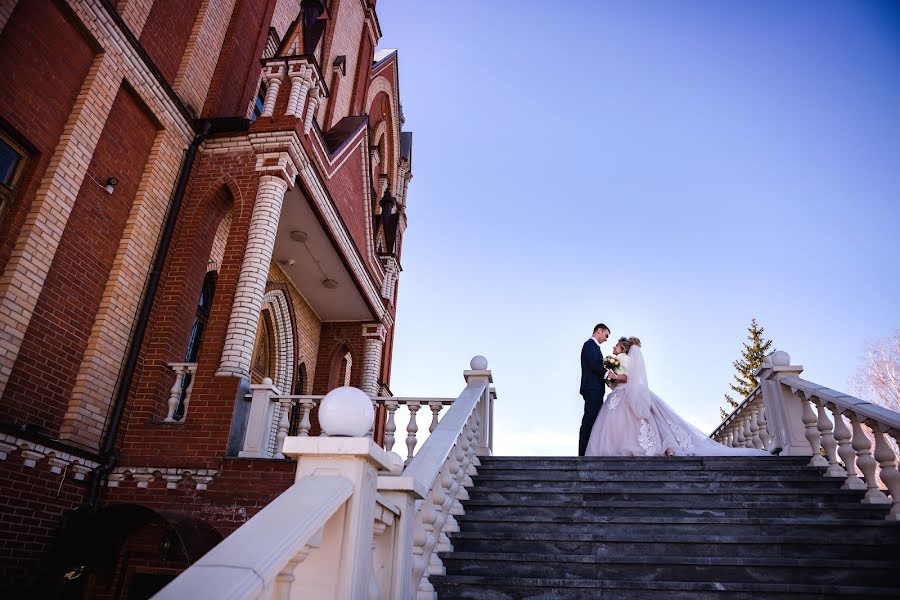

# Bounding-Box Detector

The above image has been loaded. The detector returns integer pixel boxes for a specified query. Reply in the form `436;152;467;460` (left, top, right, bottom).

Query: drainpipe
84;120;214;508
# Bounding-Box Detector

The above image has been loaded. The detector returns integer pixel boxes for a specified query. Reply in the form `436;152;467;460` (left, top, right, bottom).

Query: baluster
383;400;398;452
756;405;771;451
734;418;747;447
274;556;302;600
873;425;900;520
749;409;763;450
428;401;442;433
406;401;421;462
164;367;186;422
181;366;196;419
802;398;827;466
297;400;313;436
816;400;845;477
851;417;890;504
274;398;292;459
832;408;864;490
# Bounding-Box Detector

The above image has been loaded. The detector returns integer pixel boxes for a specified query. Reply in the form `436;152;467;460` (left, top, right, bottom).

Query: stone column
216;175;289;378
260;65;285;117
361;323;386;397
757;351;809;456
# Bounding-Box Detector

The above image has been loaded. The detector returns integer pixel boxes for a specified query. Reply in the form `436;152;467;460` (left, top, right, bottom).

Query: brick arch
130;181;236;420
262;286;296;393
366;76;399;187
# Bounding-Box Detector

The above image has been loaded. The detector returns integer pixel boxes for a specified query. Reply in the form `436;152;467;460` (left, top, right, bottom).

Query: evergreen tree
719;318;774;420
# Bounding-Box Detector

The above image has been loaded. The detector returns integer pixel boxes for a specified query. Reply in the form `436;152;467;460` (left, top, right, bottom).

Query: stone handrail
241;383;457;460
711;351;900;521
155;356;494;599
154;475;353;599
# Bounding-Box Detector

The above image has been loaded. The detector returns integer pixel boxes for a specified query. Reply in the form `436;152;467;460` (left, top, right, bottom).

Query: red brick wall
4;86;158;435
350;34;373;116
0;0;97;272
139;0;203;87
119;149;262;467
202;0;277;118
0;452;90;597
322;147;369;257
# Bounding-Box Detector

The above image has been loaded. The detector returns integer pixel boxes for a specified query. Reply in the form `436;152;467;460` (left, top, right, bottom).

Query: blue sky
377;1;900;455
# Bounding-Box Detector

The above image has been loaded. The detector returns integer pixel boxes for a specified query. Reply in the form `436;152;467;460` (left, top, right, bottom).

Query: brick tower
0;1;412;596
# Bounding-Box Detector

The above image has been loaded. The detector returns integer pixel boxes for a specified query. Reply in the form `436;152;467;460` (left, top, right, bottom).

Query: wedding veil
623;345;652;420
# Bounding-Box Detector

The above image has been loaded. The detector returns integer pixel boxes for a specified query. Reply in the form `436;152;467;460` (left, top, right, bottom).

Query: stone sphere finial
318;386;373;437
262;377;273;385
470;355;488;370
770;351;791;367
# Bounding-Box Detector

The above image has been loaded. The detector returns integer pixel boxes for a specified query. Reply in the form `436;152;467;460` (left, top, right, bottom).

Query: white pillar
361;323;386;397
757;351;811;456
216;175;289;378
260;66;285;117
283;437;396;599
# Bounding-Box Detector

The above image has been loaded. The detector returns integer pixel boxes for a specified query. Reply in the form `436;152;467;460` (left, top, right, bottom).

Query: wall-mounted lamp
322;278;338;289
105;177;119;194
277;258;296;267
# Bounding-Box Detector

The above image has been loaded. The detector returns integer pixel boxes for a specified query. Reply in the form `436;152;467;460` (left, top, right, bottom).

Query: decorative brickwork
4;86;159;442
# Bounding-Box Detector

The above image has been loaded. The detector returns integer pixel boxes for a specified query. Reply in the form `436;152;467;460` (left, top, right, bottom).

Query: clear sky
376;1;900;456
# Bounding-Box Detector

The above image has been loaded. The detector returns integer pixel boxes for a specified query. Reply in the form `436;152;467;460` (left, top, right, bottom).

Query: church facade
0;0;411;596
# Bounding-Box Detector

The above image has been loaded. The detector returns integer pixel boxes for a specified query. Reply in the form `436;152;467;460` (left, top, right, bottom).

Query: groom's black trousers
579;390;604;456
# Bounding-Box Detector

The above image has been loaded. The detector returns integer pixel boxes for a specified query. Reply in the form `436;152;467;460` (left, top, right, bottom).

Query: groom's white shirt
592;338;602;349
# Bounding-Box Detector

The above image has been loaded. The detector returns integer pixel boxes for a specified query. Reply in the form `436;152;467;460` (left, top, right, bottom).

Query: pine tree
719;318;773;420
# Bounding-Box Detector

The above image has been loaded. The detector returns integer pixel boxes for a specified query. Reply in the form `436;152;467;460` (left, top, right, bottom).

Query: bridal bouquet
604;355;620;386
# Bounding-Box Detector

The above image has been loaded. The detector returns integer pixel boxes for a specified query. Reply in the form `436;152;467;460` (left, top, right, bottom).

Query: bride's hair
618;336;642;352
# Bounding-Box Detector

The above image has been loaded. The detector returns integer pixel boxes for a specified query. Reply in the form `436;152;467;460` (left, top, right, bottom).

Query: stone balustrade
240;382;458;461
164;362;198;422
155;356;493;599
712;351;900;520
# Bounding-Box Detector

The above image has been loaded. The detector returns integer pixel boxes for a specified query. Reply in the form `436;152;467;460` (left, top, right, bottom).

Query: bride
585;336;767;457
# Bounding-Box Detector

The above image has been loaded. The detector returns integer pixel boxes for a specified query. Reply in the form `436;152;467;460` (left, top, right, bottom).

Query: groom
579;323;610;456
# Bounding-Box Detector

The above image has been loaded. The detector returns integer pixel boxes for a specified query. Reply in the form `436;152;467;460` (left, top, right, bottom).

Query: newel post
283;387;398;599
239;377;280;458
378;476;425;600
756;351;811;456
465;355;493;457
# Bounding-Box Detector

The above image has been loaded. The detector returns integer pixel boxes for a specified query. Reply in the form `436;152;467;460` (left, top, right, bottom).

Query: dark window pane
0;138;21;187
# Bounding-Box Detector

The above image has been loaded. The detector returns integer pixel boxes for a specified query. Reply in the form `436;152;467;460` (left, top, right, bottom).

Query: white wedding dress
585;346;767;457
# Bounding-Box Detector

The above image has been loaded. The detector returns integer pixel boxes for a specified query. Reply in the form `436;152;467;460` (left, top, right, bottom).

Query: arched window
289;362;308;436
250;309;276;385
185;271;217;362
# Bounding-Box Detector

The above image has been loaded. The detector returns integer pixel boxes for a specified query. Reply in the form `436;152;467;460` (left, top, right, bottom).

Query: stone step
453;514;900;538
469;480;851;494
447;530;900;560
474;468;832;481
459;500;885;520
478;456;811;467
476;462;819;472
467;489;868;506
430;575;900;599
438;552;899;586
474;471;837;483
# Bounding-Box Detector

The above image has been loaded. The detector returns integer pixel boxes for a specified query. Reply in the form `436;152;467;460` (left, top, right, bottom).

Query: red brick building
0;1;412;596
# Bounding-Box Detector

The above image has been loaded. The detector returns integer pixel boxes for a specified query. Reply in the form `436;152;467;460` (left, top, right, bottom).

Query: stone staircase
432;456;900;599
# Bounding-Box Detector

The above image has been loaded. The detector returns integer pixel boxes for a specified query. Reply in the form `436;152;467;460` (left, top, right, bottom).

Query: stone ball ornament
319;386;374;437
470;355;488;370
770;351;791;367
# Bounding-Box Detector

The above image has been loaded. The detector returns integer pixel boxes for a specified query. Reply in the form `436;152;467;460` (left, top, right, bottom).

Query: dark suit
579;338;607;456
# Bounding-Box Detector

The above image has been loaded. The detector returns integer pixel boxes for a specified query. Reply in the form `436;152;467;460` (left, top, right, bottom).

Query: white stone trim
107;466;220;490
264;289;295;393
0;433;100;480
